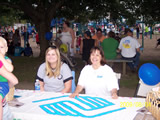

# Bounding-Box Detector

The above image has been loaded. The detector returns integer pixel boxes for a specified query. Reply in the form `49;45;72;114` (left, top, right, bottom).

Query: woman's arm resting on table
69;85;83;98
61;79;72;93
39;80;44;91
111;88;118;99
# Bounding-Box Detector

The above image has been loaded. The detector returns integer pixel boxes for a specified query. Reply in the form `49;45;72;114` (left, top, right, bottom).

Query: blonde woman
36;46;72;93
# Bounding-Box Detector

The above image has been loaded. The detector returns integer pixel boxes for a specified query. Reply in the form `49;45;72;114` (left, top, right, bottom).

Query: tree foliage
0;0;159;56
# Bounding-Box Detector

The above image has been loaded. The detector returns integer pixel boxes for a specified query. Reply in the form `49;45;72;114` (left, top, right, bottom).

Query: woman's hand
39;80;44;91
111;88;118;99
69;85;83;98
69;92;79;98
111;93;118;99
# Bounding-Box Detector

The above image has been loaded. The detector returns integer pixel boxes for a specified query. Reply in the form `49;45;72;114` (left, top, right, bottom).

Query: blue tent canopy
51;18;64;27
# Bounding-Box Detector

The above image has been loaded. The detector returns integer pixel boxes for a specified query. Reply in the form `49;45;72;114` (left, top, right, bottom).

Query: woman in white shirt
70;46;119;99
61;21;75;56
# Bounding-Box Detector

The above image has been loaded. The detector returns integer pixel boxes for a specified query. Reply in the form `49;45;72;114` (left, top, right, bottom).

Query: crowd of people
75;27;141;72
0;26;36;57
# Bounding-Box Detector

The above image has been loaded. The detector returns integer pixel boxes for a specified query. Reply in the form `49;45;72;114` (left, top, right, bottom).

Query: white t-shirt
78;65;119;97
118;36;140;58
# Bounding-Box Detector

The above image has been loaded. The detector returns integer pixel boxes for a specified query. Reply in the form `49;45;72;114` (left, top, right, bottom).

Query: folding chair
134;80;158;97
115;73;121;95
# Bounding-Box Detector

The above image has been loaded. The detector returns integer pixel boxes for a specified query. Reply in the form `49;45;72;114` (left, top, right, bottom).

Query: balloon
45;32;52;40
60;44;68;53
138;63;160;86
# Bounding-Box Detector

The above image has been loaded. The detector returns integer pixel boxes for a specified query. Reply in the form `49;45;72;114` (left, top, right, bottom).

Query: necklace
51;66;56;70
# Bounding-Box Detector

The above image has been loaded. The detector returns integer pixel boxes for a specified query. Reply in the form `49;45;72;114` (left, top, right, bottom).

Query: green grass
10;56;44;83
120;74;139;88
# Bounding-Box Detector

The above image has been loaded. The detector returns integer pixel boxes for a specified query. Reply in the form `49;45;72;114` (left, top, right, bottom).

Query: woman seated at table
36;46;73;93
70;46;119;99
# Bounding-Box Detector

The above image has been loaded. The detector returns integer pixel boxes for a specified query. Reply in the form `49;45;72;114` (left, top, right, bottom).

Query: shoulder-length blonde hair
45;46;61;78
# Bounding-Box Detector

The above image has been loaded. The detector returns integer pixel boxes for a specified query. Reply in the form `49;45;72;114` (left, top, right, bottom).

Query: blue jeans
122;52;140;70
136;32;139;39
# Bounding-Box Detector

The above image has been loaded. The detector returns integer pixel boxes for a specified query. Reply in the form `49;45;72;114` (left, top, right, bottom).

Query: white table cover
9;89;146;120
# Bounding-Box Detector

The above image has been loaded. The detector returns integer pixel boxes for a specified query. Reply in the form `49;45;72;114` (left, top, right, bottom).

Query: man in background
118;29;140;72
92;28;106;47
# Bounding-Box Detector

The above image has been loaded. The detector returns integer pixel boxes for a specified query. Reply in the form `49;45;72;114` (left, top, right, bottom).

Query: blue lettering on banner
97;75;103;78
33;96;126;118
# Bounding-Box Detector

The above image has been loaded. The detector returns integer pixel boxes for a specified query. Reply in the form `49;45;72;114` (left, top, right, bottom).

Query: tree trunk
35;21;50;57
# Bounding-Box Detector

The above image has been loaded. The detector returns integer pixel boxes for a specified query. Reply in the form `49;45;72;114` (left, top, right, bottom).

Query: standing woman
12;29;21;46
70;46;119;99
61;21;75;57
80;31;95;64
36;46;73;93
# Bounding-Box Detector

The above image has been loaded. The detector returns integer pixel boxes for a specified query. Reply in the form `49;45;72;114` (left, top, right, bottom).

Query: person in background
35;32;40;48
60;21;75;57
57;29;62;39
136;24;140;39
12;29;21;46
24;43;33;57
80;31;95;64
144;26;149;38
22;27;29;48
76;35;82;54
118;29;140;72
101;31;119;60
36;46;73;93
92;28;106;47
114;33;121;43
14;43;24;56
155;38;160;48
70;46;119;99
31;28;36;42
7;42;15;56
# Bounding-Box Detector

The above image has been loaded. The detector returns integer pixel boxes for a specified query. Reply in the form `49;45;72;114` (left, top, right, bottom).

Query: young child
76;35;82;54
0;37;14;72
0;36;18;120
